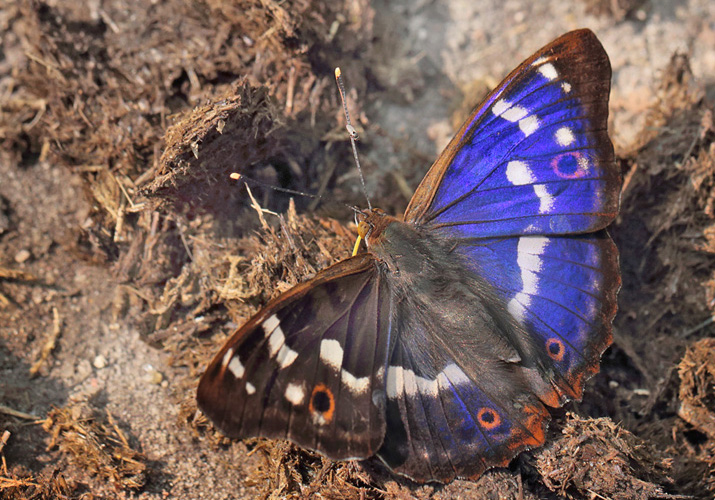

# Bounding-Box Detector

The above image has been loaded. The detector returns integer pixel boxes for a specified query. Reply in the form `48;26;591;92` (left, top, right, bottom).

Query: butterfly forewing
197;254;394;460
405;29;619;238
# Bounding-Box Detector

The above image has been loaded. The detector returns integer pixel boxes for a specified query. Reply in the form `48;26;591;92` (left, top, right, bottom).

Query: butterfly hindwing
405;29;619;238
375;272;550;482
197;254;394;460
449;232;620;405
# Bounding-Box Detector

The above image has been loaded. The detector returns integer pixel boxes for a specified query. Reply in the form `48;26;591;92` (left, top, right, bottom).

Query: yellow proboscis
352;235;362;257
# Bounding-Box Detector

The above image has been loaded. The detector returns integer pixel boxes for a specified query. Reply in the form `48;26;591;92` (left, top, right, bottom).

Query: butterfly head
353;208;397;253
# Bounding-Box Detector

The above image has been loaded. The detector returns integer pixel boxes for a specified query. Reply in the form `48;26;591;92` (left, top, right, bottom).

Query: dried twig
30;307;62;376
0;405;40;421
0;430;9;454
245;184;276;230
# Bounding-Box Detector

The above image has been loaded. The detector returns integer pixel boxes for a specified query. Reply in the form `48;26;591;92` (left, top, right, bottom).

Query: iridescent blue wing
405;29;619;238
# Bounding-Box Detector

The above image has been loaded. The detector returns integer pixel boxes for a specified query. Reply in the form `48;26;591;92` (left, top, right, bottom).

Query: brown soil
2;0;715;498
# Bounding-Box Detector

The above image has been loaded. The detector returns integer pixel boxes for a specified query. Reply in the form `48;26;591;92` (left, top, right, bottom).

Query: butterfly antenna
229;173;322;200
335;67;372;210
229;172;357;212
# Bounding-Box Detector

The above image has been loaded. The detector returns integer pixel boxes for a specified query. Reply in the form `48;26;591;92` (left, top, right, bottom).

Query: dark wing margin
197;253;395;460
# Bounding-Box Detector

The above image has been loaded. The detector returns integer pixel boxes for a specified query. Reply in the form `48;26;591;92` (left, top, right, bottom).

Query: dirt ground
2;0;715;498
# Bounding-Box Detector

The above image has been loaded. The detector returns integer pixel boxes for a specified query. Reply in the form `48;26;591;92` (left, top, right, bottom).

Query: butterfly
197;29;621;483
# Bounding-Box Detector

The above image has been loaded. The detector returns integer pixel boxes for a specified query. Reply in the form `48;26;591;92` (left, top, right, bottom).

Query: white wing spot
341;369;370;394
284;382;305;405
266;324;284;356
387;364;474;399
508;295;529;323
506;161;553;213
228;356;246;378
264;317;298;368
501;105;528;122
276;344;298;368
403;368;418;397
492;99;511;117
577;155;590;172
509;237;550;323
534;184;554;213
538;63;558;81
263;314;280;335
561;82;572;93
442;364;471;385
493;99;540;137
245;382;256;395
221;348;234;368
386;366;404;399
555;126;575;147
519;115;540;136
320;339;344;370
416;375;439;397
506;161;535;185
228;357;245;379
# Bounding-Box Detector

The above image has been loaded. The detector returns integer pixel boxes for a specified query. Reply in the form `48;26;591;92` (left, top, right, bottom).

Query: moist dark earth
2;0;715;498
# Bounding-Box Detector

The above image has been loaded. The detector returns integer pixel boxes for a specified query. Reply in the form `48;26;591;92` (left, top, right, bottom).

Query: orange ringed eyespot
546;338;565;361
309;383;335;423
551;152;588;179
477;407;501;430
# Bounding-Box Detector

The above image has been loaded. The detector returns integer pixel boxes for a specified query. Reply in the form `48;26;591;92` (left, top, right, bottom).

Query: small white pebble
144;368;163;385
93;354;107;369
14;249;31;263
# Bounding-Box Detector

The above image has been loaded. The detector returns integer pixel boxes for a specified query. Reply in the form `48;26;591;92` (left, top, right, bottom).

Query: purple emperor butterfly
197;29;621;483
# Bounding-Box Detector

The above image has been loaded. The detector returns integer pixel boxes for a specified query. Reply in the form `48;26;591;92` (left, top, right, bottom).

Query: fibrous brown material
3;0;374;232
42;402;147;490
145;83;288;217
678;338;715;492
537;413;671;500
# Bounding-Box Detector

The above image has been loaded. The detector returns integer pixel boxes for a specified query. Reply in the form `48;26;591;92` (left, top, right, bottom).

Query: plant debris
678;338;715;492
42;402;147;491
537;413;671;499
29;307;61;377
